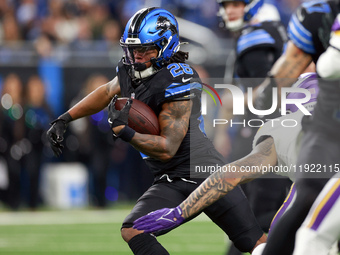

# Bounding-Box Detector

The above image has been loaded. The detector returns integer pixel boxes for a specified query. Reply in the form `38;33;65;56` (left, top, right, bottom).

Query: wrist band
117;126;136;142
58;112;73;124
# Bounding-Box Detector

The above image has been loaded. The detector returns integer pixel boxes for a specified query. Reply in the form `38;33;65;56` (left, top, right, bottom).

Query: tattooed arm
113;100;192;162
254;41;313;94
180;137;277;219
271;41;313;88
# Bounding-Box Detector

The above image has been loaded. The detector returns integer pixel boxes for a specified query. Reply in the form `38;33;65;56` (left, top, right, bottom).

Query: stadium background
0;0;304;254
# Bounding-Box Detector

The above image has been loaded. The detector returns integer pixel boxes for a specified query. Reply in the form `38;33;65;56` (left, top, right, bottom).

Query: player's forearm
179;138;277;218
130;133;180;162
179;169;240;219
68;83;115;120
271;41;312;89
179;158;266;219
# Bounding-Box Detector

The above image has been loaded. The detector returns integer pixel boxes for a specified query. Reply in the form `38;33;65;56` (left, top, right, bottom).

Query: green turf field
0;209;230;255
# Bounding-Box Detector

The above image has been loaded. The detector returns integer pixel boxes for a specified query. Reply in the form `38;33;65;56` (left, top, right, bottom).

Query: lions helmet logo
156;16;177;36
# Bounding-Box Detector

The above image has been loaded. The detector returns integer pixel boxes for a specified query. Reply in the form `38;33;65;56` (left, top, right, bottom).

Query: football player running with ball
47;7;266;255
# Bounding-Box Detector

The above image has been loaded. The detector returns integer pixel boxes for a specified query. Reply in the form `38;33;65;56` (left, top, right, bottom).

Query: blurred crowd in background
0;0;304;211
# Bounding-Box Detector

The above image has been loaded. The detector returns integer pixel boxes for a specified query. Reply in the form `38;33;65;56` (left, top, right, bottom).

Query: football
114;97;160;135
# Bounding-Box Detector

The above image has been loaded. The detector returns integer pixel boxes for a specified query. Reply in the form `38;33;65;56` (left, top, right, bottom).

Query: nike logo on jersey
182;77;192;83
108;118;113;124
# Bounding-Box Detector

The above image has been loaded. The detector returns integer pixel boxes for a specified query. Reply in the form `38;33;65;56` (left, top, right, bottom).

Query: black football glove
108;95;132;129
46;112;72;157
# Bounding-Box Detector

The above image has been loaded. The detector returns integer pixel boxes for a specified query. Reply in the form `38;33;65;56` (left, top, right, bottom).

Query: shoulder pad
237;27;275;55
155;63;201;104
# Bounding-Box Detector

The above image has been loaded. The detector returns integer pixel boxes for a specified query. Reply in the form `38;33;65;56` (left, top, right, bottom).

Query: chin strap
133;65;157;79
226;18;244;31
133;62;147;71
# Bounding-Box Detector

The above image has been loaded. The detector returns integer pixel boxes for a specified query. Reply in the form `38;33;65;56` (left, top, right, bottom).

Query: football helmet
217;0;264;31
286;72;319;114
120;7;180;70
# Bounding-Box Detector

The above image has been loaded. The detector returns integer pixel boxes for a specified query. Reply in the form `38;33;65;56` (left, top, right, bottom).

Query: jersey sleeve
287;1;332;55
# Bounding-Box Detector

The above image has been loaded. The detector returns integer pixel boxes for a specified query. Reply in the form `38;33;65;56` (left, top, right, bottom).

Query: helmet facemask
120;43;159;71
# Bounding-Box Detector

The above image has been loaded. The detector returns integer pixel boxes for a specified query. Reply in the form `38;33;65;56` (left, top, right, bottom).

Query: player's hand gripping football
133;206;185;233
46;117;69;157
107;95;132;131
